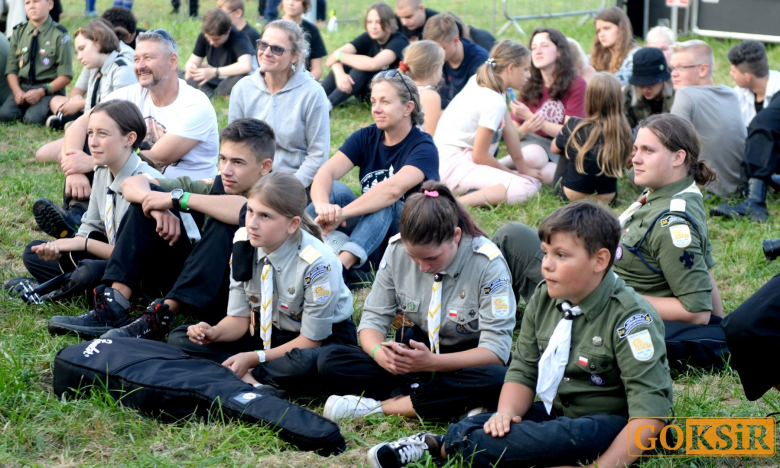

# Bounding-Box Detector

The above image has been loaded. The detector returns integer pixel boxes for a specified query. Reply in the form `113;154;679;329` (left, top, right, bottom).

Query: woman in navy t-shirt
321;2;409;107
308;70;439;283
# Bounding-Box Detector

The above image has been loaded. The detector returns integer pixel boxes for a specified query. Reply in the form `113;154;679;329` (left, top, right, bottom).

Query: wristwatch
256;350;267;364
171;188;184;209
215;67;220;78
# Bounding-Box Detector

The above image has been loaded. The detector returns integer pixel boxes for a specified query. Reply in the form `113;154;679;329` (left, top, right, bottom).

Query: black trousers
167;319;358;395
743;94;780;179
185;75;245;99
171;0;197;16
321;66;375;107
316;326;507;421
101;204;193;298
22;232;108;283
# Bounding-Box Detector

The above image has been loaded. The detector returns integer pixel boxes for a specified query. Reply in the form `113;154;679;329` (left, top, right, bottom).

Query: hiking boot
101;298;174;340
48;285;131;338
710;178;769;222
323;394;383;421
46;112;80;131
367;432;439;468
33;198;81;239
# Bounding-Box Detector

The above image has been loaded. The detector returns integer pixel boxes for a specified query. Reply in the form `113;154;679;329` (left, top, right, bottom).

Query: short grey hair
672;39;714;78
137;30;178;56
645;26;676;46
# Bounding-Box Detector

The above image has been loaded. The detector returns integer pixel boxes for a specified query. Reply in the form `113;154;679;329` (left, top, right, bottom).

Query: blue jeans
306;181;403;268
263;0;280;20
444;402;627;467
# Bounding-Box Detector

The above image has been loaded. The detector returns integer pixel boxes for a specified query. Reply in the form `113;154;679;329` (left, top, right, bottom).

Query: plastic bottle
327;9;338;32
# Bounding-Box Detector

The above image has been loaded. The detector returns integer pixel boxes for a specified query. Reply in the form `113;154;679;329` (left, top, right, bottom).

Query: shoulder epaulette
299;245;322;264
475;241;501;260
114;58;128;67
55;24;68;33
13;21;27;30
388;233;401;244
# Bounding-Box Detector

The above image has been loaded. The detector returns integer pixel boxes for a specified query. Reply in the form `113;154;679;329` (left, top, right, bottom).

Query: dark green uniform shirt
614;177;714;312
506;270;673;420
7;16;72;82
157;176;216;196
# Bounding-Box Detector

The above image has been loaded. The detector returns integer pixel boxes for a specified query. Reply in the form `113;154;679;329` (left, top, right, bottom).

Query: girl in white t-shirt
400;40;445;137
434;40;542;207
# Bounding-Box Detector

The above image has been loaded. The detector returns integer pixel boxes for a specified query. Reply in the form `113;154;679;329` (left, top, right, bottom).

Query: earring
291;63;296;72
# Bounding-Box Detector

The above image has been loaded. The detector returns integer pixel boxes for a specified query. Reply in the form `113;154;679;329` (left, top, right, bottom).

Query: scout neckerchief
29;29;38;82
617;192;648;228
90;71;103;109
105;159;143;245
536;301;583;414
259;257;273;349
427;273;443;353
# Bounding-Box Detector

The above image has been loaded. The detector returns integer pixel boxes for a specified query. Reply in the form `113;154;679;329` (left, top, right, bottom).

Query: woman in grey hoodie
228;19;330;190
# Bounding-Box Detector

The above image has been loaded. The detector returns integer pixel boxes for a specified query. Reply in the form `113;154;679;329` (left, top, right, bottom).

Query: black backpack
53;338;345;455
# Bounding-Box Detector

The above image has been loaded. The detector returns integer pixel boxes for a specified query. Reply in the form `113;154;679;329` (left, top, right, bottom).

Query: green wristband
371;344;381;360
337;51;343;62
180;192;191;212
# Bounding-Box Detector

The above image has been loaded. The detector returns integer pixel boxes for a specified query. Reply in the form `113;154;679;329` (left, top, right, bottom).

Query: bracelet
180;192;191;212
337;51;343;63
371;344;381;360
84;236;89;252
43;83;53;95
214;67;220;78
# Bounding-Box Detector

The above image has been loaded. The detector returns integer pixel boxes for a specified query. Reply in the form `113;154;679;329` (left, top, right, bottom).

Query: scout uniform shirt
227;229;353;342
614;177;714;313
7;16;72;83
506;270;674;420
358;234;516;364
81;50;136;112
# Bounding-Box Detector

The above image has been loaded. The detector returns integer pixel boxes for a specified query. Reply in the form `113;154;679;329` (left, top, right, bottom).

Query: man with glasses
33;29;219;240
669;40;746;198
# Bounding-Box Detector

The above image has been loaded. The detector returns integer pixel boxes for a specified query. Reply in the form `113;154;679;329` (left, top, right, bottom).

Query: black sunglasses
149;29;175;44
372;69;413;100
257;40;292;56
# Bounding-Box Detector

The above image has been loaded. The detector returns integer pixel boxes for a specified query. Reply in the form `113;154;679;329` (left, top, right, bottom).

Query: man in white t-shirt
33;29;219;240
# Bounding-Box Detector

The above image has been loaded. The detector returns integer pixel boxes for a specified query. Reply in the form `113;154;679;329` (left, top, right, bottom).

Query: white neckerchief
105;188;116;245
617;192;648;228
426;273;443;353
260;257;274;349
536;301;583;414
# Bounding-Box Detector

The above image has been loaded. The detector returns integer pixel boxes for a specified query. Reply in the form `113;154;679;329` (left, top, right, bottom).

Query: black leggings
321;66;375;107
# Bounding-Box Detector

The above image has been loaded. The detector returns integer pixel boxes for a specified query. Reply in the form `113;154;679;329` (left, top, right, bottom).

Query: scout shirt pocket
570;348;619;390
396;291;421;323
277;286;305;328
444;304;480;337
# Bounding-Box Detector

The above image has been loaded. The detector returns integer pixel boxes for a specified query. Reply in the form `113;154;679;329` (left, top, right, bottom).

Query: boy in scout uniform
317;182;516;423
367;200;673;468
0;0;72;124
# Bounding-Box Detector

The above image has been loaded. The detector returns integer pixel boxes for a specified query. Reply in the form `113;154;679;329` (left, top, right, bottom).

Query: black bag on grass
53;338;345;455
664;316;730;371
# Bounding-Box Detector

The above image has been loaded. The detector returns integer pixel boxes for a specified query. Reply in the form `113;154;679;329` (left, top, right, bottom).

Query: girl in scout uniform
168;172;356;393
317;181;516;422
614;113;724;325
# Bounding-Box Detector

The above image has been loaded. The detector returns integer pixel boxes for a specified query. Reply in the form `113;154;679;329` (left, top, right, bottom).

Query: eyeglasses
668;64;702;73
372;69;414;101
257;40;292;56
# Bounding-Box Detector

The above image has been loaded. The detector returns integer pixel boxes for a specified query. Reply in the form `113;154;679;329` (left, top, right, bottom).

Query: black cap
629;47;671;87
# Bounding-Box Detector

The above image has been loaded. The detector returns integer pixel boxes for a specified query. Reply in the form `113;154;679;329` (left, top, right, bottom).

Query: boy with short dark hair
728;40;780;126
0;0;72;124
422;12;487;109
368;200;674;468
184;8;254;98
217;0;261;52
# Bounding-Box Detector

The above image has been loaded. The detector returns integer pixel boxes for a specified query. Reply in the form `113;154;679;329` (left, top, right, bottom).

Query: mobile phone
381;341;409;349
508;88;516;101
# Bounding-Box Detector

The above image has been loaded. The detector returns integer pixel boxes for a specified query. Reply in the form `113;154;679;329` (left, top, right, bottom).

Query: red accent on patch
280;303;289;310
448;311;457;317
577;356;588;366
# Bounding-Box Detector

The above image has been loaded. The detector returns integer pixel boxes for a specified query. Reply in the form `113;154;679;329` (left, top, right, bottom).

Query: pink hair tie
424;190;439;198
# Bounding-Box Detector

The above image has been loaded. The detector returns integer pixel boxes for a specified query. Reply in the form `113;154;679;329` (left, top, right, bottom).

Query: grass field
1;0;779;465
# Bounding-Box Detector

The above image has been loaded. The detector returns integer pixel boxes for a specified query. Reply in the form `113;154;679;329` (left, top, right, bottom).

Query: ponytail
476;40;530;94
400;181;486;246
691;159;718;186
247;172;323;241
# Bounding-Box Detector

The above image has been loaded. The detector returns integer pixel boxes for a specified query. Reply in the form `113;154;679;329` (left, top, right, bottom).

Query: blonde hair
401;40;445;82
370;72;425;127
476;40;530;94
248;172;322;241
422;12;459;42
263;19;310;76
590;6;638;74
564;73;631;178
672;40;714;78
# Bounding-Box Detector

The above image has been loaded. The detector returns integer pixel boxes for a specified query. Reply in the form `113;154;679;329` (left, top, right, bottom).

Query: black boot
711;178;769;222
769;174;780;192
101;298;175;340
48;285;132;338
33;198;81;238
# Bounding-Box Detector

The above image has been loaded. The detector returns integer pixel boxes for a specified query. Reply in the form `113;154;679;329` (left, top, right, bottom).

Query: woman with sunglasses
321;2;409;107
307;70;439;286
228;19;330;191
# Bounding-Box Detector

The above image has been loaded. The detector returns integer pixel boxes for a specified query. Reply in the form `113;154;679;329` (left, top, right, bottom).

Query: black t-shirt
754;97;764;117
395;8;438;42
300;19;327;71
467;26;496;53
192;26;254;67
441;38;488;109
129;28;147;49
339;124;440;199
554;117;618;195
349;31;409;70
241;23;261;53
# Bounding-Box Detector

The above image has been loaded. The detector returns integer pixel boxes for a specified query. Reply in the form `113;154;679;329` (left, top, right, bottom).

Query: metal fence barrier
498;0;610;35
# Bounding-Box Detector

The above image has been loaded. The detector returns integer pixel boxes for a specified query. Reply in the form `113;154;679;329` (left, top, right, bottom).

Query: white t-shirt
434;76;507;155
105;80;219;179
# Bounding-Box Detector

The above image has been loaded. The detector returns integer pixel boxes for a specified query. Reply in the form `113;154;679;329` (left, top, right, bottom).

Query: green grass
1;0;779;465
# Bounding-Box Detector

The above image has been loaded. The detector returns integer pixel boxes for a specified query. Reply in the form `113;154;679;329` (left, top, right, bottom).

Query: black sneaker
33;198;80;239
48;285;132;338
46;113;65;130
367;432;437;468
101;298;174;340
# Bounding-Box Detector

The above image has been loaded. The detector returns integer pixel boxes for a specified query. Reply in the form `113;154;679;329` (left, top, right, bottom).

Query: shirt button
563;377;570;382
590;363;597;371
562;401;570;407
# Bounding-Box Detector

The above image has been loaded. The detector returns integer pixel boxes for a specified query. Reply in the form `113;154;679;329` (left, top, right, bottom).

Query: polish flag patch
448;310;458;317
280;303;289;310
577;356;588;366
